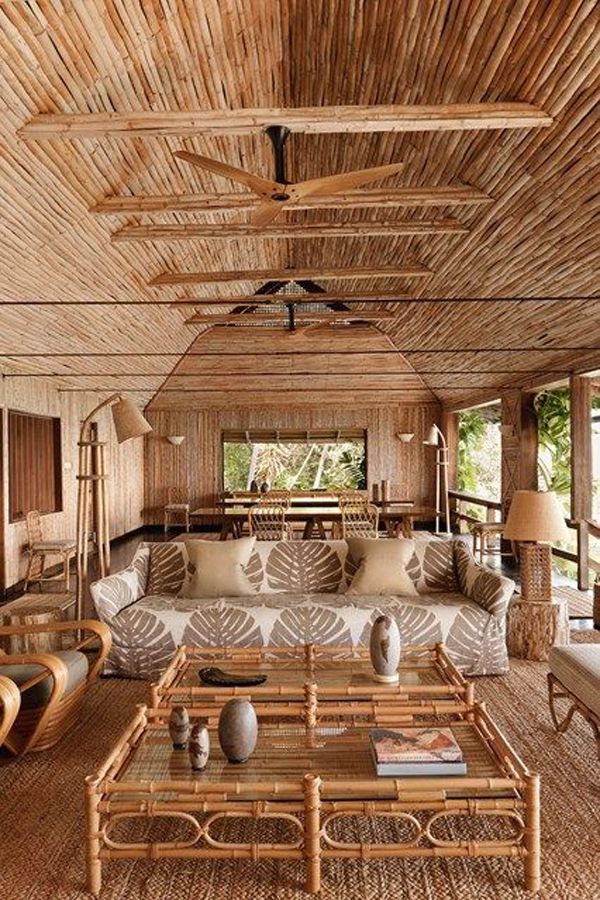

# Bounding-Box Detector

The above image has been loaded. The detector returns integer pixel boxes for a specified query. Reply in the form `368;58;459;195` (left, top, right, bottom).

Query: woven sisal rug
1;632;599;900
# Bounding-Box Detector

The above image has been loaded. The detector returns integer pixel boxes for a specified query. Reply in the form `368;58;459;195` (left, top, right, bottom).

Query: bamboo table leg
524;773;541;893
304;774;322;893
85;778;102;896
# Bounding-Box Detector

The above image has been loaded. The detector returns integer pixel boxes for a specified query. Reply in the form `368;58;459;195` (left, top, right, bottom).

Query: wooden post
85;777;102;896
441;410;458;491
570;375;592;590
501;390;538;550
524;773;541;893
303;774;321;894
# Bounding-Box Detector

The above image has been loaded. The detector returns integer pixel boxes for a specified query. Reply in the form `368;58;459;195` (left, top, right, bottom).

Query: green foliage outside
534;388;571;507
223;440;367;492
457;408;501;510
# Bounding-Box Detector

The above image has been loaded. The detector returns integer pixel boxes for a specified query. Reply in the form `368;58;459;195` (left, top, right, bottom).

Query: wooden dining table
190;504;437;540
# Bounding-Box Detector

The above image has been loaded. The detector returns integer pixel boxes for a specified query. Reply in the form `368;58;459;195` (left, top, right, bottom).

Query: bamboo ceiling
0;1;598;410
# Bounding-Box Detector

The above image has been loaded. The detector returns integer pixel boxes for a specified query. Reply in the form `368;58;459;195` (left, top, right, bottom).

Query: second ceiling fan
174;125;403;227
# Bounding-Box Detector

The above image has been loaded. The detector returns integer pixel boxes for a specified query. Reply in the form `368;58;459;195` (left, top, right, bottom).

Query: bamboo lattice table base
150;642;474;723
85;703;540;895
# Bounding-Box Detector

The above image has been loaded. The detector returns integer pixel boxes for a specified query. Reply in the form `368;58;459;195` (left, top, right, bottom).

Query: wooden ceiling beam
91;185;492;214
113;219;468;242
170;292;413;306
183;311;396;325
151;265;432;285
20;103;552;137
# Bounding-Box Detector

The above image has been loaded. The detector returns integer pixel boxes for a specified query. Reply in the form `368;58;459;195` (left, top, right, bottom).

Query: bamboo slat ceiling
0;1;598;410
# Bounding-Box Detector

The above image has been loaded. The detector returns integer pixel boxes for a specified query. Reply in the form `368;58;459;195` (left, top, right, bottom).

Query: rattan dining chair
341;501;380;539
24;510;76;592
0;619;111;755
257;490;291;508
248;504;293;541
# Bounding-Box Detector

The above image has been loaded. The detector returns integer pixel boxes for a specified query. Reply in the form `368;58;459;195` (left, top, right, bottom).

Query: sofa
91;535;515;680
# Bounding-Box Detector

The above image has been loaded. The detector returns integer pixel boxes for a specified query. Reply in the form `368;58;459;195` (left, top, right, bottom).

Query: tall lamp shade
504;490;568;602
503;491;569;543
111;396;152;443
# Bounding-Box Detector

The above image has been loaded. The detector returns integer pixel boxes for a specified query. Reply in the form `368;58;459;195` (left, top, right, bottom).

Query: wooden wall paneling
144;403;440;524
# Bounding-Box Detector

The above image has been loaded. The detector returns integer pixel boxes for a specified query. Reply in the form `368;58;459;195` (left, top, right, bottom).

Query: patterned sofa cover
91;536;514;680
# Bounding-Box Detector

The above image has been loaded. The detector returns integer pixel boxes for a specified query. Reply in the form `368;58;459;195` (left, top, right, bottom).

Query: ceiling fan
174;125;403;227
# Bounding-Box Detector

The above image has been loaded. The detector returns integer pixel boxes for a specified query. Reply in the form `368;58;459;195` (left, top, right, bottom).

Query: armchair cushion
0;650;88;709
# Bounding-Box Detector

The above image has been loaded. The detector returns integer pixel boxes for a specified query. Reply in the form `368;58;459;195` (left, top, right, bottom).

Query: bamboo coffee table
150;642;475;723
85;702;540;895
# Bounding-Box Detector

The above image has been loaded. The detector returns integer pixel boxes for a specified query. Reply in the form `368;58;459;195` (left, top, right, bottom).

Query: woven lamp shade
503;491;569;543
111;397;152;444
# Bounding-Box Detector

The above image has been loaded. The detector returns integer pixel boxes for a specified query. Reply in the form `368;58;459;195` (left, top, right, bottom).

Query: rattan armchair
258;490;291;508
0;675;21;747
248;504;294;541
341;501;380;538
0;619;111;755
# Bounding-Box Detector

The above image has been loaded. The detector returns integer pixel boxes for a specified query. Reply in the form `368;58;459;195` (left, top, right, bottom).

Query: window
457;406;501;501
222;429;367;492
8;411;63;522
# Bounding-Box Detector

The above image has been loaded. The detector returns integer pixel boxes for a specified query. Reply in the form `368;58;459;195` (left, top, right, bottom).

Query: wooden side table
0;592;76;654
507;595;570;662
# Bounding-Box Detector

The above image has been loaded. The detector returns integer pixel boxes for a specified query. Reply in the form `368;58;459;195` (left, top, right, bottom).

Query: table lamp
503;490;569;601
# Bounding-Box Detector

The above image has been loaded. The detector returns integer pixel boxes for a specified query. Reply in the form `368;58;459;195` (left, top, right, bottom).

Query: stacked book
369;726;466;776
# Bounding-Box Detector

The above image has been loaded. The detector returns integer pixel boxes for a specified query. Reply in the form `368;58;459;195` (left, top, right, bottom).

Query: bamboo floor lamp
76;393;152;618
423;424;451;535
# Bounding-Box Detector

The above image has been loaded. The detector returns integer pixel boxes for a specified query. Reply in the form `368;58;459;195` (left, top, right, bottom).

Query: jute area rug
1;632;599;900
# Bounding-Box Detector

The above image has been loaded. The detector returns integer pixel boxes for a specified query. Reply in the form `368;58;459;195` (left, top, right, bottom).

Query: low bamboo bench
548;645;600;758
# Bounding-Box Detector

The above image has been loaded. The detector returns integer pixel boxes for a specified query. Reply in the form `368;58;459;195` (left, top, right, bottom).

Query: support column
570;375;592;590
501;390;538;523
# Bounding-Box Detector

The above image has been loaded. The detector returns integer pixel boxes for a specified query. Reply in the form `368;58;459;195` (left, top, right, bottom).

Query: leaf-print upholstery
97;537;513;679
266;541;343;593
146;543;188;595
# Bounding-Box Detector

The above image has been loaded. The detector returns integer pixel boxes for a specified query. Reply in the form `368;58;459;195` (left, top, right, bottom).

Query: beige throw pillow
179;537;256;599
346;538;418;596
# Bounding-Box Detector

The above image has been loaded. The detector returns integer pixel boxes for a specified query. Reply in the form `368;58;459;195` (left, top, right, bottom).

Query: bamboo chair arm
0;652;69;754
0;619;112;682
0;675;21;746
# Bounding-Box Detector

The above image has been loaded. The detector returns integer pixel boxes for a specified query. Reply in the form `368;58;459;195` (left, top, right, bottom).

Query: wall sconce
166;435;185;446
396;433;414;443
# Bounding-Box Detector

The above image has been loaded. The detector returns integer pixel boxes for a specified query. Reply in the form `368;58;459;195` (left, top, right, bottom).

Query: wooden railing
448;490;502;532
450;490;599;590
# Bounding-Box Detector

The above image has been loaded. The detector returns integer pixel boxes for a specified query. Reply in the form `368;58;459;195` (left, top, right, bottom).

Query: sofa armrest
90;546;149;623
454;540;514;620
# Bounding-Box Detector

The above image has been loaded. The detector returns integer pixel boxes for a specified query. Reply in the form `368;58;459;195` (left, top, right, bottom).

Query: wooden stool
472;521;506;563
0;592;76;654
508;595;570;661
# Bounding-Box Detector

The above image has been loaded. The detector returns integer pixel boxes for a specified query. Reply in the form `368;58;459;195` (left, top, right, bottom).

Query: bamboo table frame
149;643;475;723
85;702;540;895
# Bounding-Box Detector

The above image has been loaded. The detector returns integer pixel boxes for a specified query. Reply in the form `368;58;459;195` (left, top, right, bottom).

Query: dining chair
248;504;293;541
164;487;191;534
0;619;111;755
341;502;380;539
24;510;76;592
258;490;291;508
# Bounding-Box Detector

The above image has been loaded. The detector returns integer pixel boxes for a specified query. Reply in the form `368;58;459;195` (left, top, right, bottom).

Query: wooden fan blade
250;199;285;227
174;150;281;198
291;162;404;199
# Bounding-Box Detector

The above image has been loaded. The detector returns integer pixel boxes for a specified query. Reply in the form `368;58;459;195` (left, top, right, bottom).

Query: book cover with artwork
369;726;466;776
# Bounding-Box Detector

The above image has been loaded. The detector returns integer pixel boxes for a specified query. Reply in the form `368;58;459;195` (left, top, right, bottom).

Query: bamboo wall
0;368;144;589
144;403;440;522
